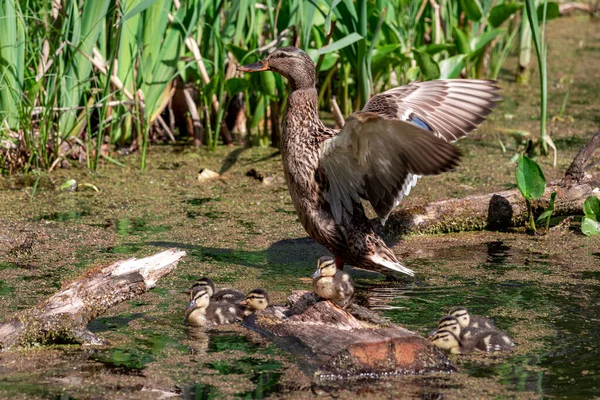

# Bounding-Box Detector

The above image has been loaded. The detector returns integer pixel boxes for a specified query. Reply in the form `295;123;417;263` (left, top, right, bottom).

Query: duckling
312;256;355;309
448;306;496;331
185;289;243;327
187;277;245;303
431;329;464;354
239;288;270;316
433;316;514;353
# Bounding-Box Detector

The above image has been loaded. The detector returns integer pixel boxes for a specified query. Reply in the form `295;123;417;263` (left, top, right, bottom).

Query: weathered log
387;131;600;235
244;291;454;384
0;249;185;350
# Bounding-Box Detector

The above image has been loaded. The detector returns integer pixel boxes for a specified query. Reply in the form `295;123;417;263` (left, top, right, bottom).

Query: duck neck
284;88;325;139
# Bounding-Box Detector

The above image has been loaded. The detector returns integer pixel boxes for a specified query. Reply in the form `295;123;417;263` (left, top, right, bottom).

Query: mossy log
0;249;185;351
387;131;600;235
244;291;454;384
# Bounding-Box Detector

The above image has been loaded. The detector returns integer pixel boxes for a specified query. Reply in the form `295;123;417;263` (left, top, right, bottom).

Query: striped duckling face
449;307;470;329
431;330;462;354
437;316;462;338
187;288;211;312
241;289;270;312
312;256;337;279
188;277;216;297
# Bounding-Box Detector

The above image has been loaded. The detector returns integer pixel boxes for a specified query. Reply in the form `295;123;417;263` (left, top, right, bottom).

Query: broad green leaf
582;217;600;236
453;27;471;54
460;0;483;21
537;2;560;22
516;155;546;200
319;53;339;71
260;72;276;98
418;43;455;55
225;78;250;94
583;196;600;221
318;33;363;55
226;44;253;64
249;95;265;129
488;3;524;28
413;50;440;81
471;28;505;54
439;55;466;79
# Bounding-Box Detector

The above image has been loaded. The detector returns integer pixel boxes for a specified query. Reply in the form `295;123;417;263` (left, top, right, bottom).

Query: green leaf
317;33;363;55
59;179;78;191
583;196;600;221
536;191;556;223
460;0;483;21
537;2;560;22
226;44;253;64
515;155;546;200
412;50;440;81
438;55;466;79
418;43;455;55
471;28;505;54
488;3;524;28
582;217;600;236
225;78;250;94
453;27;471;54
260;72;276;98
123;0;158;21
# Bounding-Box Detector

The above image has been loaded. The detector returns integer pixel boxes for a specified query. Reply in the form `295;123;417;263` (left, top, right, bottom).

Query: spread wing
320;79;500;224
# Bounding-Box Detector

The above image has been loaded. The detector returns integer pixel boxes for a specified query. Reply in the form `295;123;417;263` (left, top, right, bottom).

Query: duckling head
448;306;470;329
431;329;462;354
238;47;316;91
187;289;211;312
241;289;270;311
312;256;337;279
188;276;215;297
437;316;462;337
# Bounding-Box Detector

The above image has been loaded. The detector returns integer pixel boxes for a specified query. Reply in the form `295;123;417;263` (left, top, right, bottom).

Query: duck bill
239;300;248;306
312;269;321;279
185;300;195;312
237;60;269;72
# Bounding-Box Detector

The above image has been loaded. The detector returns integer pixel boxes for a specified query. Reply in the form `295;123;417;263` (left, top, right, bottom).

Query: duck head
187;276;216;297
238;46;316;91
312;256;337;279
448;306;470;329
437;315;462;338
186;288;211;313
431;329;462;354
240;288;270;311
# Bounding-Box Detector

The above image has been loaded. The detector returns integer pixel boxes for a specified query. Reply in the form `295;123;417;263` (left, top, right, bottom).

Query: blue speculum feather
408;115;433;131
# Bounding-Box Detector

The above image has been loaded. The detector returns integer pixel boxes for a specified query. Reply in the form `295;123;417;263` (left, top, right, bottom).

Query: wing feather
320;79;500;224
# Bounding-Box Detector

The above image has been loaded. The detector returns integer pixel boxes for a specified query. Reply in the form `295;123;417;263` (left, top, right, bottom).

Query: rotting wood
0;249;185;351
387;131;600;235
244;291;454;384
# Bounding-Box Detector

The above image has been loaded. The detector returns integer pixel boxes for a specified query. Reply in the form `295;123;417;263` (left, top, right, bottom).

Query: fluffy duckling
312;256;355;309
240;289;270;316
187;277;246;303
449;306;496;331
433;316;514;353
185;288;243;327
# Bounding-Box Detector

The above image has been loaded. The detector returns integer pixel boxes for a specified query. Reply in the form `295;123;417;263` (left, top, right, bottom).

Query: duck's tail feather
370;253;414;276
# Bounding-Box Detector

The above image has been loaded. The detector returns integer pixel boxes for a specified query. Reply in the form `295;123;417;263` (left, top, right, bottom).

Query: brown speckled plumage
239;47;500;276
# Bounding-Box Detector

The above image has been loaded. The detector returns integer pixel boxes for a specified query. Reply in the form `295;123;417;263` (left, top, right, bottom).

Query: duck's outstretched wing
319;79;500;224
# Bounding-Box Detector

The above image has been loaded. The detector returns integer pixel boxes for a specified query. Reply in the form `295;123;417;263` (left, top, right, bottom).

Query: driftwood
244;291;454;384
388;131;600;235
0;249;185;350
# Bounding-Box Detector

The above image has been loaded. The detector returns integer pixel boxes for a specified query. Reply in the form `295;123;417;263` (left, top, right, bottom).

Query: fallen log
0;249;185;351
387;131;600;235
244;291;454;385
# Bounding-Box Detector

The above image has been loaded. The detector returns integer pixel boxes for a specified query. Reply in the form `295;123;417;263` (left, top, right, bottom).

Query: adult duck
238;47;499;276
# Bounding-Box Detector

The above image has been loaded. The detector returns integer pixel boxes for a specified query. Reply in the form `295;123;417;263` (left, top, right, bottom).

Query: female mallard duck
312;256;355;309
187;277;246;303
448;306;496;331
433;316;514;353
239;47;500;276
185;288;243;327
239;288;270;316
